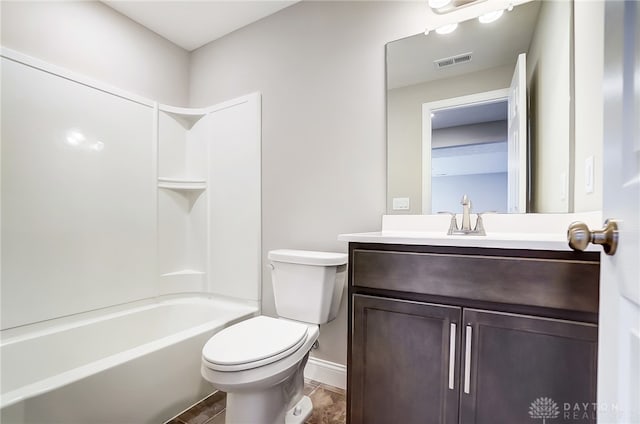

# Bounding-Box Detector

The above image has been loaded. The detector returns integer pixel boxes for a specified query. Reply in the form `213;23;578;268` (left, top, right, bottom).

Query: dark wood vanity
347;242;600;424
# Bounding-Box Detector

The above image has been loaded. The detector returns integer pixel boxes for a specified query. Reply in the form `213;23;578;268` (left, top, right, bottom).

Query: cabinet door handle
448;322;456;390
464;325;472;394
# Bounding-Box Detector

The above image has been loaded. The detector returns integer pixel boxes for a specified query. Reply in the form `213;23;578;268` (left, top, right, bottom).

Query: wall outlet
392;197;410;210
585;156;594;194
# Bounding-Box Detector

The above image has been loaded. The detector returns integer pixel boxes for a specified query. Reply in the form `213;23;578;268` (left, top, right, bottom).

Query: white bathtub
0;295;258;423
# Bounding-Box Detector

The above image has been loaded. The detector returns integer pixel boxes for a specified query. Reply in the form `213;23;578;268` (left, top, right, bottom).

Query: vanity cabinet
351;295;461;423
458;308;597;424
347;243;600;424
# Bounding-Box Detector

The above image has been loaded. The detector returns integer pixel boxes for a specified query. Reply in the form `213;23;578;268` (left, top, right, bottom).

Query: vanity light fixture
435;23;458;35
478;9;504;24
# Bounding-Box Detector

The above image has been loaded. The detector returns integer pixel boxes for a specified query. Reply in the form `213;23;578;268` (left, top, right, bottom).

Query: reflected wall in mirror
430;96;509;214
387;0;579;214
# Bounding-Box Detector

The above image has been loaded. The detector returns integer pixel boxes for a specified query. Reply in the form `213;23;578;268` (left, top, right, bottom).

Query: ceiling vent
434;52;473;69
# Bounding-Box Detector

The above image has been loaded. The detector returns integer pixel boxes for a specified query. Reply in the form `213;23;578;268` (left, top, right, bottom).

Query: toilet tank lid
268;249;347;266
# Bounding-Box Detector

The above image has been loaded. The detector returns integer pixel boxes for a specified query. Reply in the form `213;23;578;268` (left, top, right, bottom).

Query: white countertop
337;231;591;251
338;212;603;252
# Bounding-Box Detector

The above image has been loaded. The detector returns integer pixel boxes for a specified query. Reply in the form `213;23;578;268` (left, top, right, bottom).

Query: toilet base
285;395;312;424
223;353;311;424
225;391;312;424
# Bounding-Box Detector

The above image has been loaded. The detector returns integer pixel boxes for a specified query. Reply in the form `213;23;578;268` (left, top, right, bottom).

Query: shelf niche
156;93;262;301
159;105;208;130
157;106;209;292
157;177;207;191
157;178;206;210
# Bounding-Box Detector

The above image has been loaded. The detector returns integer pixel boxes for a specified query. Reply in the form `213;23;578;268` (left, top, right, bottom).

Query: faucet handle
438;211;459;234
473;211;497;235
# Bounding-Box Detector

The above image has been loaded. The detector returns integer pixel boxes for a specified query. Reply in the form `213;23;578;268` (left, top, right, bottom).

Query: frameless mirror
386;0;574;214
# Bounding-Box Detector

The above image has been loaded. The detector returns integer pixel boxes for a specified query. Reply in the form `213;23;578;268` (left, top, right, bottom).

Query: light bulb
428;0;452;9
478;10;504;24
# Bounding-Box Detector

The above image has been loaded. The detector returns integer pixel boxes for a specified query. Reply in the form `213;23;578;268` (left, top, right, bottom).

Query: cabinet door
351;294;461;424
459;309;598;424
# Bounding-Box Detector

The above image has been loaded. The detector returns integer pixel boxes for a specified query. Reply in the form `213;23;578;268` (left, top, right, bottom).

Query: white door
597;1;640;423
507;53;527;213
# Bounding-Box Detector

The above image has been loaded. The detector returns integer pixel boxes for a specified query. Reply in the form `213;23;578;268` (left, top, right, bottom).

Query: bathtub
0;295;258;423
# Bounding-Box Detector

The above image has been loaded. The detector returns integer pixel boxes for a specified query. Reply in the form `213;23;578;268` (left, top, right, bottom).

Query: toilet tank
268;250;347;324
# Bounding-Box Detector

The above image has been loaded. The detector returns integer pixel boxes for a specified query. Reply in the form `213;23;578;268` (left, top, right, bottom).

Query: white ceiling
103;1;299;51
432;141;507;176
432;99;507;129
386;0;541;90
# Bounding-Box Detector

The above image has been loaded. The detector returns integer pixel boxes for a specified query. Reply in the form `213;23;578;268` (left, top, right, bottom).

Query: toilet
201;249;347;424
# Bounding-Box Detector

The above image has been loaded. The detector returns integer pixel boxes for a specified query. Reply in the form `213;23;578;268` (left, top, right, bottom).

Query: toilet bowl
201;249;347;424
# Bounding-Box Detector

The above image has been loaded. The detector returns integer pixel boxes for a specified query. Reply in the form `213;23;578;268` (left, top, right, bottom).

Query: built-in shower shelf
158;178;206;191
159;104;209;130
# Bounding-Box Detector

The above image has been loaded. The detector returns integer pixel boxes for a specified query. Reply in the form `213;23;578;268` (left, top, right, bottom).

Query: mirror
386;0;573;214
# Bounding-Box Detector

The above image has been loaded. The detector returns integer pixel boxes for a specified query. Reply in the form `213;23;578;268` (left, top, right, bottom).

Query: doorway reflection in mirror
431;99;508;214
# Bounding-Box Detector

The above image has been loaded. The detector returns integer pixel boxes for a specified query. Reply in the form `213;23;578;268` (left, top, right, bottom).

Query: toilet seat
202;316;309;372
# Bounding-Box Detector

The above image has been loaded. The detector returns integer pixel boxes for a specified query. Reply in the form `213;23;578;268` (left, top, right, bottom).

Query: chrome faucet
461;194;472;231
439;194;489;236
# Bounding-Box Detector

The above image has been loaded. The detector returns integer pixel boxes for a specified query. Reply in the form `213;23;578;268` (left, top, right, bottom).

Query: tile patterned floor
303;381;346;424
166;380;346;424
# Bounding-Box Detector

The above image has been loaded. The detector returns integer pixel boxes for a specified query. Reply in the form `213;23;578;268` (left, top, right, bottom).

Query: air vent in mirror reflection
434;52;473;69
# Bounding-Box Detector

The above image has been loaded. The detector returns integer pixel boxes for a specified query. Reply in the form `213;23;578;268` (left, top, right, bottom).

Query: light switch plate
560;172;567;201
585;156;594;194
392;197;410;210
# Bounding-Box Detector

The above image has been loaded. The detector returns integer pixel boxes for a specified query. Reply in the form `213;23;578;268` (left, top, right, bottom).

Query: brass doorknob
567;220;619;255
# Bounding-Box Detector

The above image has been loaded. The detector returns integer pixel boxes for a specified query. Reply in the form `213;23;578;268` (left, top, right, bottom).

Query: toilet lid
202;316;309;371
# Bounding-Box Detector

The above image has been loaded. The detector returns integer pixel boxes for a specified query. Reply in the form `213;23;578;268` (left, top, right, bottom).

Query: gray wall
573;0;604;212
189;1;426;365
0;1;190;106
526;0;571;213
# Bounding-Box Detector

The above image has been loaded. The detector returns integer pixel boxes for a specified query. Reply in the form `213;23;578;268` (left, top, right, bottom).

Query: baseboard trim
304;356;346;390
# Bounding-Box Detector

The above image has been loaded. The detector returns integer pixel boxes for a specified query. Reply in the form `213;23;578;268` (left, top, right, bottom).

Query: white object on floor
285;395;313;424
